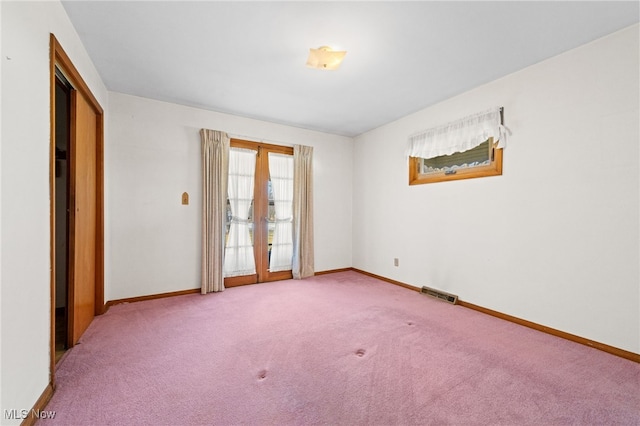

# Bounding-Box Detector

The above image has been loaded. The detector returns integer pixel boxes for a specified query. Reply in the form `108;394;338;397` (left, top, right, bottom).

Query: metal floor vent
421;286;458;305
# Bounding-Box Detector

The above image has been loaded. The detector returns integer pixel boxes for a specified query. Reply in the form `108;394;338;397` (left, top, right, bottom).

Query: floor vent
421;286;458;305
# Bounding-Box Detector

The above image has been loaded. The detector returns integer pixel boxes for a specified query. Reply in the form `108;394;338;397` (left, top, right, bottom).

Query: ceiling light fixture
306;46;347;70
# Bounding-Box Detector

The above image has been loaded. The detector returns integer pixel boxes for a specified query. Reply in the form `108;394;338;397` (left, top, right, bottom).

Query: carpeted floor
42;271;640;425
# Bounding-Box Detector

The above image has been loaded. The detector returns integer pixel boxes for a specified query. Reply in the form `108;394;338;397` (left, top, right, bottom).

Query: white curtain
224;148;257;277
200;129;229;294
268;153;294;272
292;145;314;279
407;107;509;159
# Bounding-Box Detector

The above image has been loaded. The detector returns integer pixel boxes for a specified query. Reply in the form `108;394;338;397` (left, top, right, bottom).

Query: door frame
49;34;105;386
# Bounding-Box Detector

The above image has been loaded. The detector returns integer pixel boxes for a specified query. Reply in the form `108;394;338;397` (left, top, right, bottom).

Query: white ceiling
62;1;639;137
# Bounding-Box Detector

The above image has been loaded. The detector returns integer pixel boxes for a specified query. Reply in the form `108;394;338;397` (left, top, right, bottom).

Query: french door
224;139;294;287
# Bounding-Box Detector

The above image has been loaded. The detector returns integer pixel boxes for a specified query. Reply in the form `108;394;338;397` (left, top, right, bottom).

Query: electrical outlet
394;258;399;267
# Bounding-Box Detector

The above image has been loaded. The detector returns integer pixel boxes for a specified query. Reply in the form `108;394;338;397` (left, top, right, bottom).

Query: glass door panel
266;152;294;274
223;147;258;286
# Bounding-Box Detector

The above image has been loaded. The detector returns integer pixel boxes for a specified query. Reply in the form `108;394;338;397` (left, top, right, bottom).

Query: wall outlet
394;258;399;267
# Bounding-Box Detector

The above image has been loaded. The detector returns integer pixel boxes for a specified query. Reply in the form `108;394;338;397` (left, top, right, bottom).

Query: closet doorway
54;73;71;361
50;35;104;376
224;140;294;287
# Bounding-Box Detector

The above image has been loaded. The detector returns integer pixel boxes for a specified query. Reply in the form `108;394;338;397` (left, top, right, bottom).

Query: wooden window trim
409;139;503;185
231;138;293;155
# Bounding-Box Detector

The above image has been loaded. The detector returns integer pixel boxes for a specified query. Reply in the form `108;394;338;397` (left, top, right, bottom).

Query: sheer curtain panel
224;148;257;277
407;107;508;159
292;145;314;279
268;153;294;272
200;129;230;294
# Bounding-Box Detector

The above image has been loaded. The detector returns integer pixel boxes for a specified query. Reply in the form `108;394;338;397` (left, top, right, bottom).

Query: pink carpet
42;271;639;425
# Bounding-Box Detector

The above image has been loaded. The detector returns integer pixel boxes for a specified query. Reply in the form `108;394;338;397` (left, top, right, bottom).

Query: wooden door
68;90;97;346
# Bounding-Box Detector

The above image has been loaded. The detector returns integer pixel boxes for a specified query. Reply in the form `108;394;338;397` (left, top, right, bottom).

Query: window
409;138;503;185
407;107;508;185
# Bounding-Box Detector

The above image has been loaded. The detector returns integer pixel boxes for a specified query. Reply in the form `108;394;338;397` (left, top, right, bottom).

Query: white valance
407;107;509;159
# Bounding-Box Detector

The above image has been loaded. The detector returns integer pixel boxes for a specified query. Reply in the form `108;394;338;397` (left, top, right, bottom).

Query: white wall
0;1;107;421
353;25;639;353
106;93;352;301
0;0;4;414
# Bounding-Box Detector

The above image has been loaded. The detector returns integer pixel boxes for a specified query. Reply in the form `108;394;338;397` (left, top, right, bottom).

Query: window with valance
407;107;509;185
